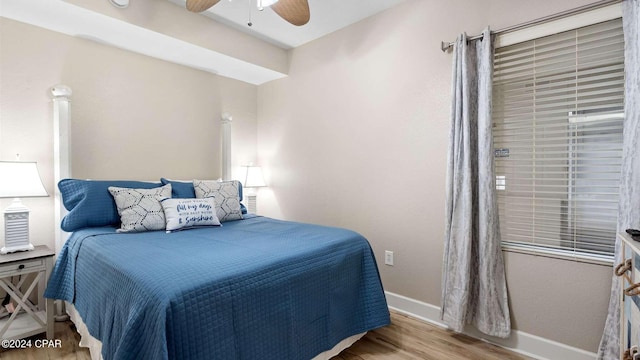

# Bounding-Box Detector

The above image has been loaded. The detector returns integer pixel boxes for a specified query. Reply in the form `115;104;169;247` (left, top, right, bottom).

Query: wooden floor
0;320;90;360
0;311;531;359
332;311;532;360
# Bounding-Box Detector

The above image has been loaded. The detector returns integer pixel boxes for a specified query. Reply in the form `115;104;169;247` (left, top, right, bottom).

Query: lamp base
3;198;33;255
246;194;257;214
1;243;35;254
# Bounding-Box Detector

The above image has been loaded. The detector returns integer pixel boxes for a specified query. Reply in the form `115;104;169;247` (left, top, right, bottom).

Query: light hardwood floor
0;311;531;359
332;311;532;360
0;320;90;360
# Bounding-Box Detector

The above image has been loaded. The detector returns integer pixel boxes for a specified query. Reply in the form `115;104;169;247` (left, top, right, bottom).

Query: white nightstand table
0;245;54;340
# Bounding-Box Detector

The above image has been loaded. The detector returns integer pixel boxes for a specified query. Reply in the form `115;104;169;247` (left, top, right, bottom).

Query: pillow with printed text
161;197;221;232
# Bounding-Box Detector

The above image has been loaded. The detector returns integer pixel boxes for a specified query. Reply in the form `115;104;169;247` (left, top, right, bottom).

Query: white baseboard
384;291;597;360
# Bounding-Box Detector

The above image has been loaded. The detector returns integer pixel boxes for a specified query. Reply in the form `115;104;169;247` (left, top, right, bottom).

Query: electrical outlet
384;251;394;266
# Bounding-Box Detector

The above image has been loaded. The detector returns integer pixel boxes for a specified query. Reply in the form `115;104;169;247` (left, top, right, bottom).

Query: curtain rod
440;0;622;52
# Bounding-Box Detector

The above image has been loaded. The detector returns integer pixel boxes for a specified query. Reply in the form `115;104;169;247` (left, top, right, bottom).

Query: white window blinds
492;18;624;260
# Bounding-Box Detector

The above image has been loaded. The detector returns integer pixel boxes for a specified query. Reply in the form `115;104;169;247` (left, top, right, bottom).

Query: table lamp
242;165;267;214
0;161;48;254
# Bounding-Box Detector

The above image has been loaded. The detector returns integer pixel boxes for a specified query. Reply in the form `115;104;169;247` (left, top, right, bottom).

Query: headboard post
51;85;72;253
221;112;232;181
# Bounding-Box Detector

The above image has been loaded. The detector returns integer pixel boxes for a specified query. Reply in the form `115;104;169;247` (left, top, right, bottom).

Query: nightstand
0;245;54;340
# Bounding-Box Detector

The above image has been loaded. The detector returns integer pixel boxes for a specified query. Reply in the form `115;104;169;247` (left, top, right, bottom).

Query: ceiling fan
186;0;310;26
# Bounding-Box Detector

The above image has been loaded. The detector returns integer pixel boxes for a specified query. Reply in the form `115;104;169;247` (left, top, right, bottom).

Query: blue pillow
160;178;196;198
59;179;162;232
160;178;247;214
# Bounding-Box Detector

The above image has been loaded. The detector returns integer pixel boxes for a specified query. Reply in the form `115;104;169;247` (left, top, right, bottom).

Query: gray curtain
441;28;511;338
598;1;640;359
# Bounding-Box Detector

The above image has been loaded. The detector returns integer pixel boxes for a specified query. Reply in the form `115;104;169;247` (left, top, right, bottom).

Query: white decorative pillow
108;184;172;233
161;198;221;232
193;180;243;222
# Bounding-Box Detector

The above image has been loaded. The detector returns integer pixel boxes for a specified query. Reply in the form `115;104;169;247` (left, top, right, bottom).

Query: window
492;18;624;261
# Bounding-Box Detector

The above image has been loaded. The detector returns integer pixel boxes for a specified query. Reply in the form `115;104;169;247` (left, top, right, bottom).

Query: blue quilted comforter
45;216;390;360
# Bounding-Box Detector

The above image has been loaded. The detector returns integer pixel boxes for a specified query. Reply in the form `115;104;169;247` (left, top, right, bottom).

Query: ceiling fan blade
186;0;221;13
271;0;310;26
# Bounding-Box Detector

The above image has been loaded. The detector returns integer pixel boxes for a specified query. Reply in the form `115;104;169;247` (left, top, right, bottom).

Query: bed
43;179;390;360
45;87;389;359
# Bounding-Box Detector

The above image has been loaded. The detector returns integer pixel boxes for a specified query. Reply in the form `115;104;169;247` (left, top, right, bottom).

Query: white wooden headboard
51;85;72;254
50;85;232;253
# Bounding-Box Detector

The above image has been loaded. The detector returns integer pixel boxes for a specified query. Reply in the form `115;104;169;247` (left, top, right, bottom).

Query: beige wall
218;76;260;180
0;17;257;250
257;0;611;352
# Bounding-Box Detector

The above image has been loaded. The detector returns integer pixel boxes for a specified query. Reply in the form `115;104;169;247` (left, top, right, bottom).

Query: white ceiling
0;0;407;84
173;0;407;49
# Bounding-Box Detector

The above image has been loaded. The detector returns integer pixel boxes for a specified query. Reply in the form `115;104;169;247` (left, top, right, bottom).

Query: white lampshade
243;165;267;188
0;161;48;198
